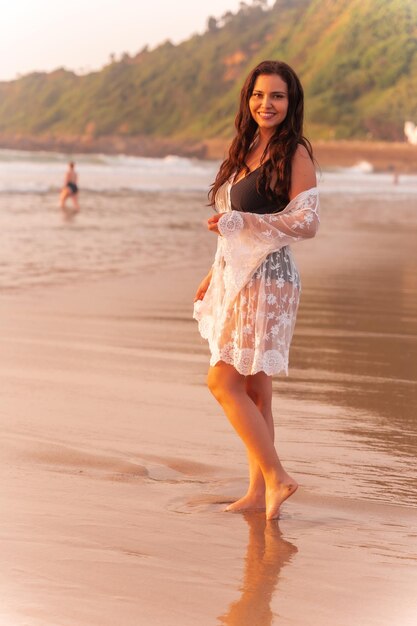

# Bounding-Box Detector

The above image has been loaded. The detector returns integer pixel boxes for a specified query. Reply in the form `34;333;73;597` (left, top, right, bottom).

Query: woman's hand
194;271;212;302
207;213;222;235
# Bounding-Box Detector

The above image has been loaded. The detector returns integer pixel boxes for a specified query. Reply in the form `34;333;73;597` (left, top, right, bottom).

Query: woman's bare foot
265;477;298;520
224;491;265;513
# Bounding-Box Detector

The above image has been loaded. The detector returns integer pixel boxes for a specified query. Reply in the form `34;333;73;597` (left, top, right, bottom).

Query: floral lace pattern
217;211;244;235
193;183;319;376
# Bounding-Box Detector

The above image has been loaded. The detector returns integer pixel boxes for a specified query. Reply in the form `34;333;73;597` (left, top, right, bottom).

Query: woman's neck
250;129;273;154
258;127;274;144
247;131;271;164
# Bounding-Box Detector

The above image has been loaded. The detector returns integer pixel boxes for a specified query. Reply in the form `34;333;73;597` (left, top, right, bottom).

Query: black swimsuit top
230;166;288;214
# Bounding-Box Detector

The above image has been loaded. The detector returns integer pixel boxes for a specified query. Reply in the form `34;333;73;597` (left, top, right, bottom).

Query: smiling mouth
258;112;276;119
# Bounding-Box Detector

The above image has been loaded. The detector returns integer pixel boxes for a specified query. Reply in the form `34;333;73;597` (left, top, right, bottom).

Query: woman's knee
207;368;226;401
207;364;243;403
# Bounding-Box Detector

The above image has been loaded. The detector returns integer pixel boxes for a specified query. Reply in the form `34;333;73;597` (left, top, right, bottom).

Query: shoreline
1;133;417;172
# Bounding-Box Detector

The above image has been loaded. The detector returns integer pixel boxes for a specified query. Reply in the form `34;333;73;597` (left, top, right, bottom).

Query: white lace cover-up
193;181;320;376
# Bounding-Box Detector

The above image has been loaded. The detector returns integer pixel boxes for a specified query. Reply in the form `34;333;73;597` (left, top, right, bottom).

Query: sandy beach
1;180;416;625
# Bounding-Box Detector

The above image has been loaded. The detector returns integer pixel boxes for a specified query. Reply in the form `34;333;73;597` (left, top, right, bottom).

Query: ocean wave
1;149;417;196
0;149;217;194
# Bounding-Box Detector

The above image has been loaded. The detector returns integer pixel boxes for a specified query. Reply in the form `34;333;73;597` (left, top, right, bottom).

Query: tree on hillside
221;10;234;25
207;16;218;32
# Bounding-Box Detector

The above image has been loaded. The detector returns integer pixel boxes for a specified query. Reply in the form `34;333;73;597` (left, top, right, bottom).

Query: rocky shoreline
0;133;209;160
1;133;416;172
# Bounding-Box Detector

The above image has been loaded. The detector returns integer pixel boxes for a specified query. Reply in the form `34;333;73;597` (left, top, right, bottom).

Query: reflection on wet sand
218;513;298;626
61;205;80;223
272;201;417;508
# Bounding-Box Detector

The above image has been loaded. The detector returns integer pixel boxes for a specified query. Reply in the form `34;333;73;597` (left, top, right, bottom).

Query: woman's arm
216;187;319;248
208;144;318;242
194;267;213;302
289;144;316;200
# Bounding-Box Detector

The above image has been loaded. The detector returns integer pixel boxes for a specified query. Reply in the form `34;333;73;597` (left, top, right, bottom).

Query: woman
193;60;319;520
59;161;80;210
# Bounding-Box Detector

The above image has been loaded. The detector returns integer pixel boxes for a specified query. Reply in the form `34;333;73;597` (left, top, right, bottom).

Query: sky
0;0;262;81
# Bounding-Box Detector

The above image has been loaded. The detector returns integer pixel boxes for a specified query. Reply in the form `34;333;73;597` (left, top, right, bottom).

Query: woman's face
249;73;289;132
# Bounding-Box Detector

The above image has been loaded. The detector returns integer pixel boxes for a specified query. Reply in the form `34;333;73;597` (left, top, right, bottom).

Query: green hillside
0;0;416;142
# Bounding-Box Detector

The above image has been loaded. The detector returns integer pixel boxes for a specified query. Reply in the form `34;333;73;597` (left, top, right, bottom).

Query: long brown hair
208;60;313;206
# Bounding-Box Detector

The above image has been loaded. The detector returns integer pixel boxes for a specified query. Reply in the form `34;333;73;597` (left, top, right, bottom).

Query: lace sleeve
216;187;319;298
217;187;319;246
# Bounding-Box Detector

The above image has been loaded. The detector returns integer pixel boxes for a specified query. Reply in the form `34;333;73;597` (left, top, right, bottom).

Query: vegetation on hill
0;0;416;142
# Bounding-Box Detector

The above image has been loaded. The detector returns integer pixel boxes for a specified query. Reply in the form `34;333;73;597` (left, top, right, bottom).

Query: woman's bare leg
59;188;70;209
226;372;274;511
71;193;80;211
207;362;298;519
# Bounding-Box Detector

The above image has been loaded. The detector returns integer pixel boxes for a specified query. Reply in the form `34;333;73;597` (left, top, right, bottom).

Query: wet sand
1;193;417;625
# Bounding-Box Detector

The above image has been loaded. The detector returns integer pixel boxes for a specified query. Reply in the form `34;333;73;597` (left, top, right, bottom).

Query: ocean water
0;150;218;290
1;148;417;291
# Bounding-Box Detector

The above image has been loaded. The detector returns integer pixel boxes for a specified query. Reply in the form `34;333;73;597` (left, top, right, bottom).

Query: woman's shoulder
293;142;312;162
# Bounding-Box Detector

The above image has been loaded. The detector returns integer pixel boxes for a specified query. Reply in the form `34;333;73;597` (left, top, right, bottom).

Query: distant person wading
193;60;320;521
60;161;80;211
